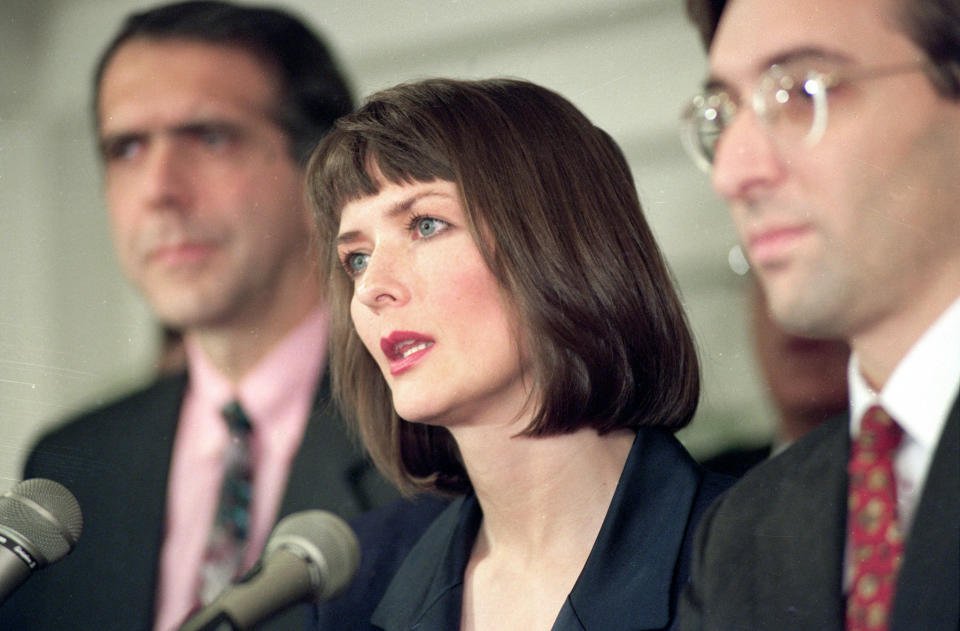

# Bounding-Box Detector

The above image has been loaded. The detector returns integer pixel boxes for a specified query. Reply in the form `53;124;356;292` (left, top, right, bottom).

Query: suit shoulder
315;495;451;630
350;493;455;567
24;374;186;481
351;494;451;538
33;374;186;445
704;417;848;525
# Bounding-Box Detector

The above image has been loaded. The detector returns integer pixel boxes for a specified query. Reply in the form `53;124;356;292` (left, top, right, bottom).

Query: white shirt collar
849;294;960;450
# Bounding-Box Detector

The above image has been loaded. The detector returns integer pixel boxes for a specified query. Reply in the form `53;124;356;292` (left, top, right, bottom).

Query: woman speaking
309;77;730;631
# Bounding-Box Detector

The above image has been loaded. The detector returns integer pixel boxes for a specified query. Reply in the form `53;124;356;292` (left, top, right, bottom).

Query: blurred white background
0;0;775;492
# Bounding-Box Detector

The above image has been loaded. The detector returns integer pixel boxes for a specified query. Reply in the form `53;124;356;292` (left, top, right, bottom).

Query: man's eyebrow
98;130;140;146
703;76;731;93
704;47;856;91
171;119;244;135
100;116;248;139
97;117;255;157
765;47;854;68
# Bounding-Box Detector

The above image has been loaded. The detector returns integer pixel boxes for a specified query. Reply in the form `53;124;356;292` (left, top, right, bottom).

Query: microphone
0;478;83;605
180;510;360;631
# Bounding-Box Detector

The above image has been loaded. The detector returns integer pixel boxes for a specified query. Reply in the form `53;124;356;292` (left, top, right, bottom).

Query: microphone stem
0;538;33;605
179;547;314;631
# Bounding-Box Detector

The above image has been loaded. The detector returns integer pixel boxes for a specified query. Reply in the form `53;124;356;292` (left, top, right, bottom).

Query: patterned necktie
199;400;254;605
846;405;904;631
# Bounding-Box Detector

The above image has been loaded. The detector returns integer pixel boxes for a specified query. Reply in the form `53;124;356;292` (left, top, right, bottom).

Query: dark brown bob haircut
308;78;699;495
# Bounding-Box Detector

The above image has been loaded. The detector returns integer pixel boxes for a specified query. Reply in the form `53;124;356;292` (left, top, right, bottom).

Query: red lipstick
380;331;435;375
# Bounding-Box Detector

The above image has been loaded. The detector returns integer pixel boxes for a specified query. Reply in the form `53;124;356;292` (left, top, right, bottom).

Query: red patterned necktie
846;405;904;631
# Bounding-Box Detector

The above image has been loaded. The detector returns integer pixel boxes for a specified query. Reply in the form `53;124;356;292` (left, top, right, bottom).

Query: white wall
0;0;775;492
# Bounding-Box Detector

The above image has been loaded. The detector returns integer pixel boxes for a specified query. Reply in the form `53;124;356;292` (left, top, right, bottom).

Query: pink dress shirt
153;306;329;631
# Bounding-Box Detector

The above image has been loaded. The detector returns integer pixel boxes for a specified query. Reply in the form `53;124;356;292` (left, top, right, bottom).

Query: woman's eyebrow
336;189;454;245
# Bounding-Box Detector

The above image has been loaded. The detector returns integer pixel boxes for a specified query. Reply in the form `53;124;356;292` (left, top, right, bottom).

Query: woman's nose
354;247;411;310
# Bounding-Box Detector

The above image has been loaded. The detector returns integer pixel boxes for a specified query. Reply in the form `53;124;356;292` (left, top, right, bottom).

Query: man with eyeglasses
676;1;959;630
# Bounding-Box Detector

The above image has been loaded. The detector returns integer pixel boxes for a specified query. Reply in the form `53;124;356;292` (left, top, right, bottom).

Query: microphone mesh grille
267;510;359;601
0;479;83;565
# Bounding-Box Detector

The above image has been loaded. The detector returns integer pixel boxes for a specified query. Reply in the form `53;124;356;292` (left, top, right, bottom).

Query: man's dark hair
684;0;960;99
683;0;726;53
93;0;354;164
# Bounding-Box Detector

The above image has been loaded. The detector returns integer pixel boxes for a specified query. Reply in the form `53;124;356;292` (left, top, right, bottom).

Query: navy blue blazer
2;372;397;631
316;428;732;631
677;393;960;631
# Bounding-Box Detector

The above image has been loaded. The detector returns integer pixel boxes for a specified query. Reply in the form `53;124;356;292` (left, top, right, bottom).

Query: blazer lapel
372;497;478;631
116;373;186;625
891;394;959;630
558;430;700;631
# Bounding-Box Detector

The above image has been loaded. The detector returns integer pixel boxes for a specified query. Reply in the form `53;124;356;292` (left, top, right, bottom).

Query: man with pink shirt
2;3;405;629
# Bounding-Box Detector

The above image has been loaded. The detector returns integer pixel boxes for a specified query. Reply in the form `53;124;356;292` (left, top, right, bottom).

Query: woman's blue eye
344;252;369;276
416;217;441;237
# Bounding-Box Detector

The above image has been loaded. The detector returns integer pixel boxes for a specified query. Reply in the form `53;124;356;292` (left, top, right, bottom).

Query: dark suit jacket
1;371;398;631
313;494;452;631
678;394;960;631
700;443;772;478
316;428;733;631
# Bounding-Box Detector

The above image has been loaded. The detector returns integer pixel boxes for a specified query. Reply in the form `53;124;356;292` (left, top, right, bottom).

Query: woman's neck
453;425;635;558
454;425;636;631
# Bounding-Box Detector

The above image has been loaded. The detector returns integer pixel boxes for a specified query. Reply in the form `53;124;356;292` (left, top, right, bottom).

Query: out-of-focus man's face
98;39;316;331
707;0;960;345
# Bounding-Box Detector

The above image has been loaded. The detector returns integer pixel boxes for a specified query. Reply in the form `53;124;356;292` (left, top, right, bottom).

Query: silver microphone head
0;478;83;566
264;510;359;601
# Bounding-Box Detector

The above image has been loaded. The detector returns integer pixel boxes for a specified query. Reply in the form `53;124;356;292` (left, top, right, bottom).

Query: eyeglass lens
682;67;829;171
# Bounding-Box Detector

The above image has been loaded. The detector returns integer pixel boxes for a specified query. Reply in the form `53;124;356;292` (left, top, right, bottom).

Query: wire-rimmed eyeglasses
679;61;935;172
